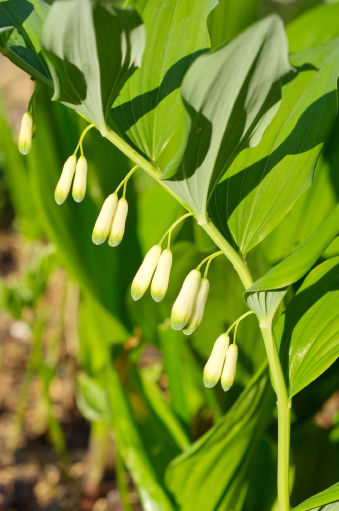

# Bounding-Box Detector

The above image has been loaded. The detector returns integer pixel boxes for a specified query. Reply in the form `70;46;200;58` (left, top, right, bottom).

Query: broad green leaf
245;205;339;321
208;0;260;49
76;372;109;423
111;0;217;161
276;257;339;397
41;0;145;133
107;363;176;511
164;15;291;225
165;364;275;511
287;2;339;54
0;0;52;86
292;483;339;511
262;4;339;265
210;38;339;254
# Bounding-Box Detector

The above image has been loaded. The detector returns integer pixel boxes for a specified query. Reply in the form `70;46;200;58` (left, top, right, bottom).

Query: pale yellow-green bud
171;269;201;330
54;155;77;205
72;156;87;202
92;193;118;245
203;334;229;388
151;249;173;302
184;278;209;335
131;245;162;301
108;197;128;247
18;111;36;155
221;344;238;391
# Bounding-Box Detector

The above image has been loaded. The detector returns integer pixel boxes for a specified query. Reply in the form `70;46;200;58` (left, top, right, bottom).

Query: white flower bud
221;344;238;391
54;155;77;205
184;278;209;335
171;269;201;330
72;156;87;202
18;111;35;155
203;334;230;388
151;249;173;302
131;245;162;301
108;197;128;247
92;193;118;245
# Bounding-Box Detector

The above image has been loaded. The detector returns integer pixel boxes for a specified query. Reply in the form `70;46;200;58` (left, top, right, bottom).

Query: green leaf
287;2;339;54
76;372;109;423
110;0;217;161
245;205;339;321
292;477;339;510
210;38;339;254
276;257;339;397
41;0;145;133
165;364;275;511
107;364;176;511
208;0;260;48
163;15;291;225
0;0;52;86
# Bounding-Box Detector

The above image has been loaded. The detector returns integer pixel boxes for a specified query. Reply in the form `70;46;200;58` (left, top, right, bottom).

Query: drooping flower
72;156;88;203
54;155;77;205
221;343;238;391
171;269;201;330
203;334;230;388
18;111;35;155
108;197;128;247
184;278;209;335
151;249;173;302
131;245;162;301
92;193;118;245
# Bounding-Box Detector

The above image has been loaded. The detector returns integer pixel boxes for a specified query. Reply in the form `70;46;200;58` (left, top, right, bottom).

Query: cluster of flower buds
131;245;173;302
18;110;36;155
54;154;88;205
171;270;210;335
92;193;128;247
203;333;238;391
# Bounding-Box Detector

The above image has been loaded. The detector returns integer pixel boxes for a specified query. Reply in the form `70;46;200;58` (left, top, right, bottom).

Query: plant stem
105;127;253;289
260;323;290;511
104;125;290;509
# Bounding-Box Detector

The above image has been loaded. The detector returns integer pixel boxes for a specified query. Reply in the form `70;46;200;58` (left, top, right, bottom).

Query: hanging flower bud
72;156;87;202
184;278;209;335
171;269;201;330
151;249;173;302
203;334;230;388
108;197;128;247
54;155;77;205
221;344;238;391
131;245;162;301
18;111;36;155
92;193;118;245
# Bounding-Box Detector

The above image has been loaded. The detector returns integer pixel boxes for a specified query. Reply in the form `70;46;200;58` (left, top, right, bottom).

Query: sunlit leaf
245;205;339;321
292;482;339;511
111;0;217;161
164;15;291;225
210;38;339;254
276;257;339;397
41;0;145;133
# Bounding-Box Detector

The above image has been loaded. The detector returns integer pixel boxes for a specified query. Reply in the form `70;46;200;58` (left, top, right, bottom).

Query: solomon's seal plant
3;0;339;510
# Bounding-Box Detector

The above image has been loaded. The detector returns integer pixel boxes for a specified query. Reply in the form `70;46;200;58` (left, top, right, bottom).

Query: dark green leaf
165;364;274;511
210;38;339;254
0;0;52;86
164;15;291;225
41;0;145;132
276;257;339;397
111;0;217;161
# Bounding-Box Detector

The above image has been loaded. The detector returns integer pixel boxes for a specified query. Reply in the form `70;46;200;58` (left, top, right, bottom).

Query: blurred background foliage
0;0;339;510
